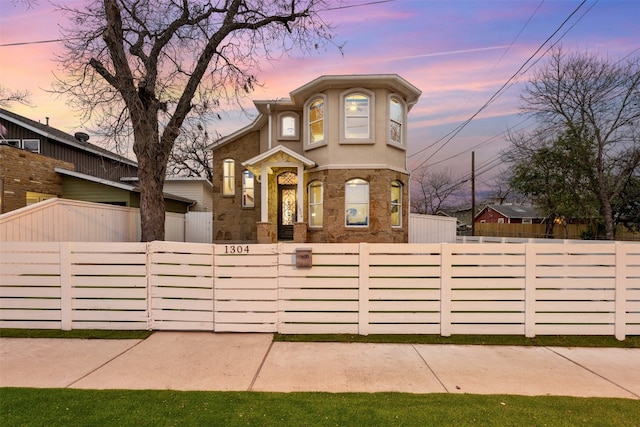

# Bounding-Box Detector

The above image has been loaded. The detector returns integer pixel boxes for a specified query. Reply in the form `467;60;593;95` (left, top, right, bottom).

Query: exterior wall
0;145;74;214
0;118;138;183
476;207;508;224
163;180;213;212
211;131;261;242
61;176;136;207
305;168;409;243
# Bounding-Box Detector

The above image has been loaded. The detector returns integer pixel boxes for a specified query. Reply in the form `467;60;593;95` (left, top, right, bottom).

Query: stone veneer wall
211;132;261;242
0;145;74;214
304;168;409;243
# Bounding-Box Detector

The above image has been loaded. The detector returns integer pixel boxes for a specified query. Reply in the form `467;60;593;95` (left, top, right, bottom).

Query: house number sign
223;245;250;254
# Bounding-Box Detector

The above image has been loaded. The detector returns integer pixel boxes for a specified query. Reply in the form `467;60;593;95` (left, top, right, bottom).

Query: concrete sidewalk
1;332;638;399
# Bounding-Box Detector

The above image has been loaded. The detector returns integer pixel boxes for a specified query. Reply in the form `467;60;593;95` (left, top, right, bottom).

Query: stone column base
294;222;308;243
257;222;275;244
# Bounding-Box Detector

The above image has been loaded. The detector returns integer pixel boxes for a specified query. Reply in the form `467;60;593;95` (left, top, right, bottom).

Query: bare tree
516;48;640;239
53;0;338;241
167;119;217;182
410;167;466;215
0;86;32;108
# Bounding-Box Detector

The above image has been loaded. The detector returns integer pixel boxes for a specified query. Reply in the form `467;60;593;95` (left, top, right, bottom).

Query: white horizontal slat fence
1;241;638;339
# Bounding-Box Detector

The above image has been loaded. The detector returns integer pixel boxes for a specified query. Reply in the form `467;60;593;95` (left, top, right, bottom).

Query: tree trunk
137;153;166;242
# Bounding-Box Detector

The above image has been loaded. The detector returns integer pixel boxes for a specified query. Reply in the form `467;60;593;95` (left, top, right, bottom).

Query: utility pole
471;151;475;236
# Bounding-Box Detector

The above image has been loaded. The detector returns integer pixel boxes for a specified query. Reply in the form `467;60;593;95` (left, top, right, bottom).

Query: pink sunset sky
1;0;638;188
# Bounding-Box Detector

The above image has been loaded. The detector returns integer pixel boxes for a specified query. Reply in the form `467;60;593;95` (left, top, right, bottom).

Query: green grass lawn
2;329;638;347
2;388;638;426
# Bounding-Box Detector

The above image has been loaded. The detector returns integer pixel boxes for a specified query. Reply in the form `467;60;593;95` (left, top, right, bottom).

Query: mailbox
295;248;312;269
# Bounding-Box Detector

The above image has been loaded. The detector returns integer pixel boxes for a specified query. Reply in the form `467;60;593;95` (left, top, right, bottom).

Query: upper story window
278;112;299;140
344;93;370;139
222;158;235;196
391;181;402;228
345;178;369;227
307;97;325;145
389;96;404;145
242;171;254;207
308;181;323;228
4;139;40;153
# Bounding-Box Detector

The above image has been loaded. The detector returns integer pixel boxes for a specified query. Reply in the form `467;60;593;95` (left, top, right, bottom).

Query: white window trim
308;180;323;228
304;94;327;150
345;178;369;228
340;88;375;144
22;139;41;153
391;181;402;228
242;170;254;208
222;158;235;196
277;111;300;141
387;94;407;149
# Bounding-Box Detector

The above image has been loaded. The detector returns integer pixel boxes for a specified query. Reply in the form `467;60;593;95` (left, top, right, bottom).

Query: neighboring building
209;74;421;243
122;176;213;213
474;204;543;224
0;109;193;214
0;108;137;182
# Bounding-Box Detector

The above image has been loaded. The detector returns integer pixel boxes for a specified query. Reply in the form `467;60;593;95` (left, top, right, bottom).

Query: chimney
45;117;49;126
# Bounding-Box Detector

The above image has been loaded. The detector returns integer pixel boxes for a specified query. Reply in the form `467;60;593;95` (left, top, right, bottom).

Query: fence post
440;243;452;337
358;242;370;336
524;243;536;338
145;242;152;331
614;242;626;341
59;242;72;331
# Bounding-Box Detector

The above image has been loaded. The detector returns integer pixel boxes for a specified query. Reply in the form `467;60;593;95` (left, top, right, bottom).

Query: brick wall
305;168;409;243
211;132;261;242
0;145;74;213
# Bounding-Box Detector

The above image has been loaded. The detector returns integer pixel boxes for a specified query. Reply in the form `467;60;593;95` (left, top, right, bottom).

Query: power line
409;0;590;171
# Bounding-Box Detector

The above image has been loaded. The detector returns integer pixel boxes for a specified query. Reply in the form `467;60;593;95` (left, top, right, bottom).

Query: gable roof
476;204;542;220
0;108;137;167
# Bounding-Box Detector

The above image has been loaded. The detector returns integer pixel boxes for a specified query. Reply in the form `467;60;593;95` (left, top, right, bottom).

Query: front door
277;172;297;241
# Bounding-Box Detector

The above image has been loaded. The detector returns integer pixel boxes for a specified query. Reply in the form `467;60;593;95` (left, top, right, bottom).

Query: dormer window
278;112;299;140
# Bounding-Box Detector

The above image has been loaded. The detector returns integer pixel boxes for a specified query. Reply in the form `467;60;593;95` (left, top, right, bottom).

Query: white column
296;164;304;222
261;163;268;222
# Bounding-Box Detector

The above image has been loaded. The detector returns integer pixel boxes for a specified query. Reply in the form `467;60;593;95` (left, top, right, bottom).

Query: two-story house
209;74;421;243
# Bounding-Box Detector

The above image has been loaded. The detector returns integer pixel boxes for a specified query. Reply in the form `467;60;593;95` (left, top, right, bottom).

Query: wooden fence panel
68;242;148;330
447;244;526;335
279;243;360;334
0;242;62;329
1;241;639;338
214;244;278;332
149;241;214;331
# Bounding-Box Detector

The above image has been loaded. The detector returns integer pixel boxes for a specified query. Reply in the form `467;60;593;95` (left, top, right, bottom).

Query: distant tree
411;167;467;215
0;86;31;108
167;120;217;182
508;48;640;239
505;130;600;238
53;0;338;241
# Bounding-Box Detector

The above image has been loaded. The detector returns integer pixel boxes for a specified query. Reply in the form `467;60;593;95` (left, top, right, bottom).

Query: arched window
344;92;370;139
308;181;323;228
242;171;255;207
389;96;404;145
222;159;235;196
345;178;369;227
307;97;325;144
391;181;402;227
